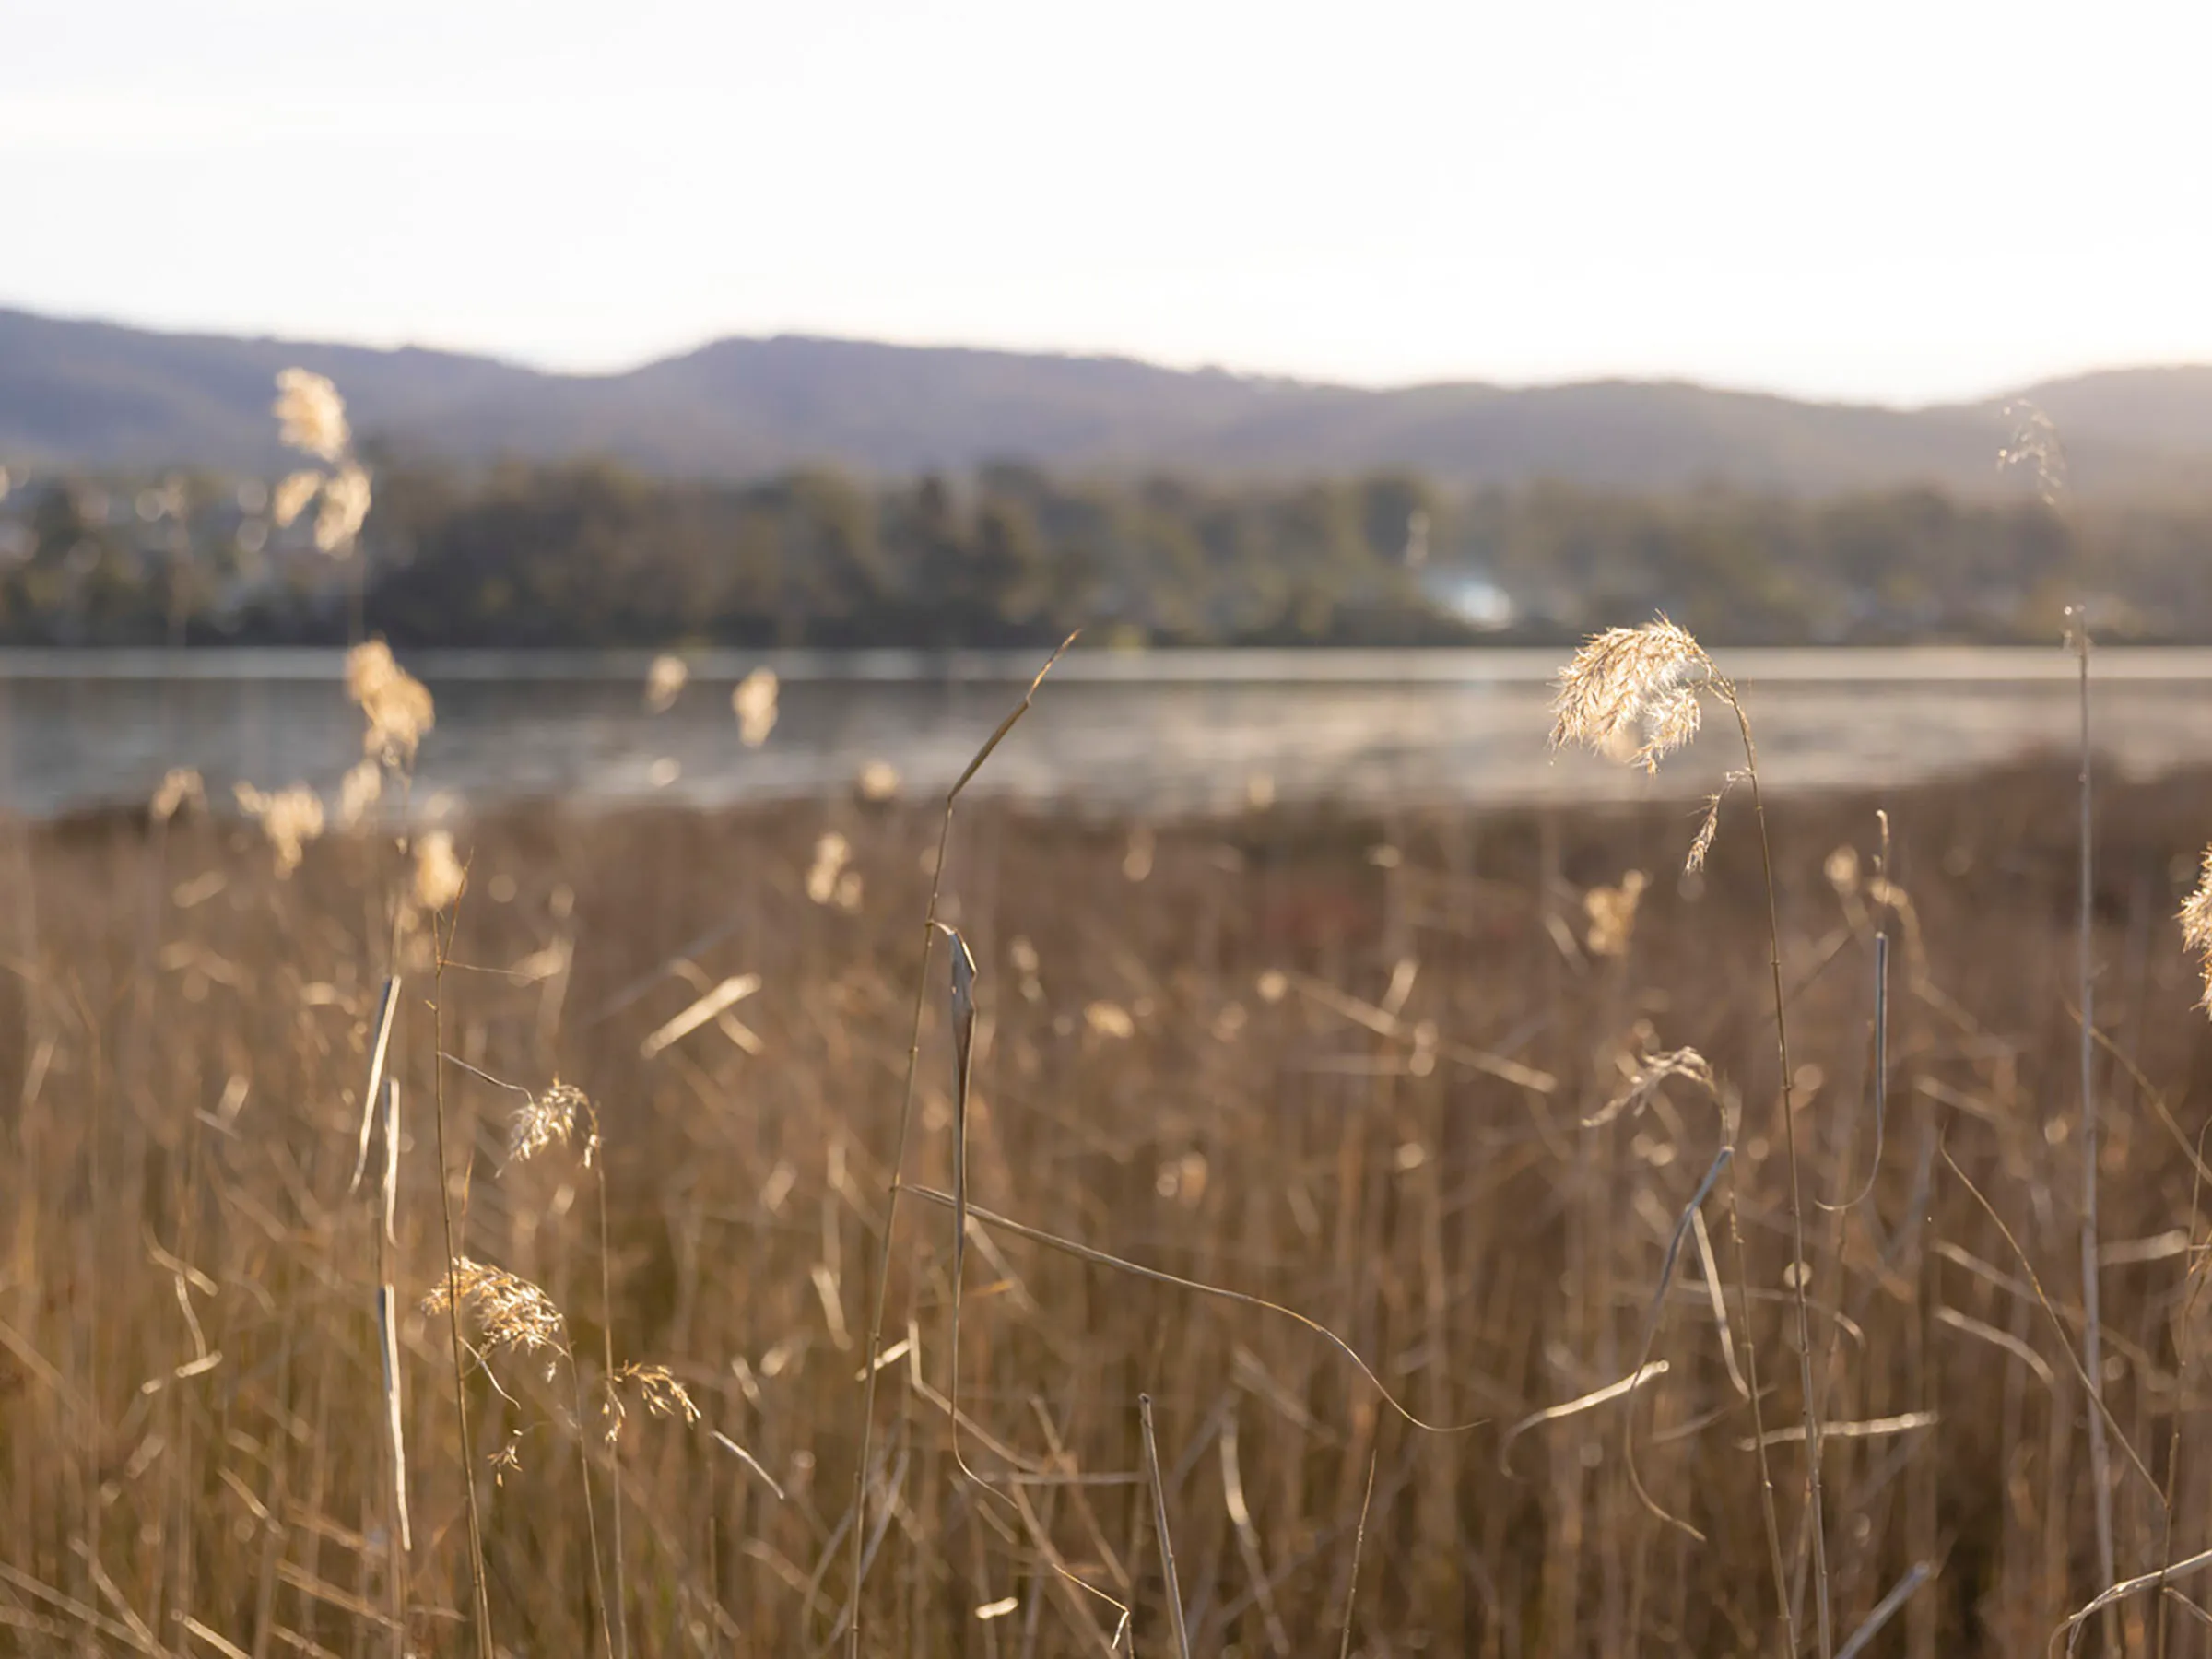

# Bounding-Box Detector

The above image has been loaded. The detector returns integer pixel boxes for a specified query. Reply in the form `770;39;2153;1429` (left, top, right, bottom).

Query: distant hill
5;306;2210;496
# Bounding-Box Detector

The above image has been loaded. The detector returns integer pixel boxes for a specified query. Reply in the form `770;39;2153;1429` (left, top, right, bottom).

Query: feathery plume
346;641;436;765
508;1080;595;1165
600;1362;700;1445
1583;1045;1717;1129
233;782;324;877
272;469;324;530
1687;770;1749;875
644;654;688;712
734;667;779;747
855;759;900;802
806;832;851;905
2182;847;2212;1014
273;369;350;463
1583;870;1649;959
1549;615;1715;774
313;463;371;554
149;767;206;823
337;758;383;829
414;830;465;912
421;1257;567;1356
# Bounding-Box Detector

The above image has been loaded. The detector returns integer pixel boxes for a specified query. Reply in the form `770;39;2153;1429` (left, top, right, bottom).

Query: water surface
4;647;2208;818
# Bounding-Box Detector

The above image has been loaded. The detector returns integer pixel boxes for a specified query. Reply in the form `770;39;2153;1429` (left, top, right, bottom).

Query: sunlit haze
6;0;2207;404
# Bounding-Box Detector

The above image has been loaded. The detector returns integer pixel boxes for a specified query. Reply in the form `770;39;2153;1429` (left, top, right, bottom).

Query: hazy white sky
5;1;2206;404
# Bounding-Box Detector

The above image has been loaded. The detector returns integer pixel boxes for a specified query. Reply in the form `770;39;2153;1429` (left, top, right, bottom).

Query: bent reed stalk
1549;615;1830;1655
841;634;1076;1656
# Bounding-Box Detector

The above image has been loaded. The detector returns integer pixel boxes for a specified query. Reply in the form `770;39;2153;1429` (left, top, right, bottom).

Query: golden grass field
5;739;2212;1657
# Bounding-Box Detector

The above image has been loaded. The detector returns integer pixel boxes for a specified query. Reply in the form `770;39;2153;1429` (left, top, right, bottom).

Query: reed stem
1726;688;1832;1659
429;912;494;1659
2074;616;2119;1653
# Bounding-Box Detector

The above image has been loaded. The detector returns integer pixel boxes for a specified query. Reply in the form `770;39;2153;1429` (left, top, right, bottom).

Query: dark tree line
0;457;2206;647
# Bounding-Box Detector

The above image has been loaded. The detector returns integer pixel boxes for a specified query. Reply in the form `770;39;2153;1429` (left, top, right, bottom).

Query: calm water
4;647;2210;819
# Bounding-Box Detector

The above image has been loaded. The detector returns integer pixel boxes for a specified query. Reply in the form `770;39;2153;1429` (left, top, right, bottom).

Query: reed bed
4;759;2212;1656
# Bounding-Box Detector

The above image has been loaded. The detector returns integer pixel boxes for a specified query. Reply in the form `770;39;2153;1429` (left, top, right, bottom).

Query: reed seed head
413;830;465;912
1584;1044;1716;1129
602;1362;700;1444
1686;770;1747;874
313;463;371;555
233;782;324;877
508;1080;594;1165
856;759;900;802
1549;615;1715;774
1583;870;1649;958
735;667;779;747
150;767;206;823
273;469;323;530
2182;846;2212;1014
645;654;688;713
422;1257;567;1357
337;758;382;830
345;641;435;765
272;368;350;463
806;832;851;905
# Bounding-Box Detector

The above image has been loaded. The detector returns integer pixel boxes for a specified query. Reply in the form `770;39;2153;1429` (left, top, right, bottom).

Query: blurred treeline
0;456;2205;647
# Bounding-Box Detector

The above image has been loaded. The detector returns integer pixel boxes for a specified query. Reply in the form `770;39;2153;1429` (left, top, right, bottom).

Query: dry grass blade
376;1284;412;1552
1621;1147;1733;1538
640;973;760;1059
1738;1411;1938;1451
1935;1306;2055;1391
178;1613;254;1658
2057;1547;2212;1656
843;631;1077;1659
954;632;1078;795
1007;1483;1130;1659
1690;1207;1751;1402
945;924;977;1324
348;976;399;1194
907;1184;1486;1433
1337;1448;1379;1659
937;920;999;1503
380;1077;400;1246
1288;971;1556;1093
1821;930;1888;1212
1499;1361;1667;1476
712;1432;788;1501
1137;1394;1193;1659
0;1560;152;1652
2080;1015;2212;1187
1940;1144;2159;1497
76;1542;160;1652
2163;1588;2212;1630
1217;1414;1290;1656
1835;1561;1933;1659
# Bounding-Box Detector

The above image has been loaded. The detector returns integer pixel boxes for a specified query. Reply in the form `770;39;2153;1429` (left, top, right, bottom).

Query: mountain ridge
6;305;2210;497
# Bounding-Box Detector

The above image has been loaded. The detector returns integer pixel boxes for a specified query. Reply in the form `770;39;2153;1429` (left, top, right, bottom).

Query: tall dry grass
5;754;2212;1653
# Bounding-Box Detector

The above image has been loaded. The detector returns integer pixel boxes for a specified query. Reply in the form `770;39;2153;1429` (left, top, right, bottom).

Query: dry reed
8;724;2212;1653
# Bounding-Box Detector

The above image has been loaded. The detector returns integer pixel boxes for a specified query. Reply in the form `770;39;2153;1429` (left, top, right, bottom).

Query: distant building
1418;566;1515;630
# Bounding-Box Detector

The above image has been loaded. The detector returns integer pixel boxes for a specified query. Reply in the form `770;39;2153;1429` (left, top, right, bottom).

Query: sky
5;0;2208;406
